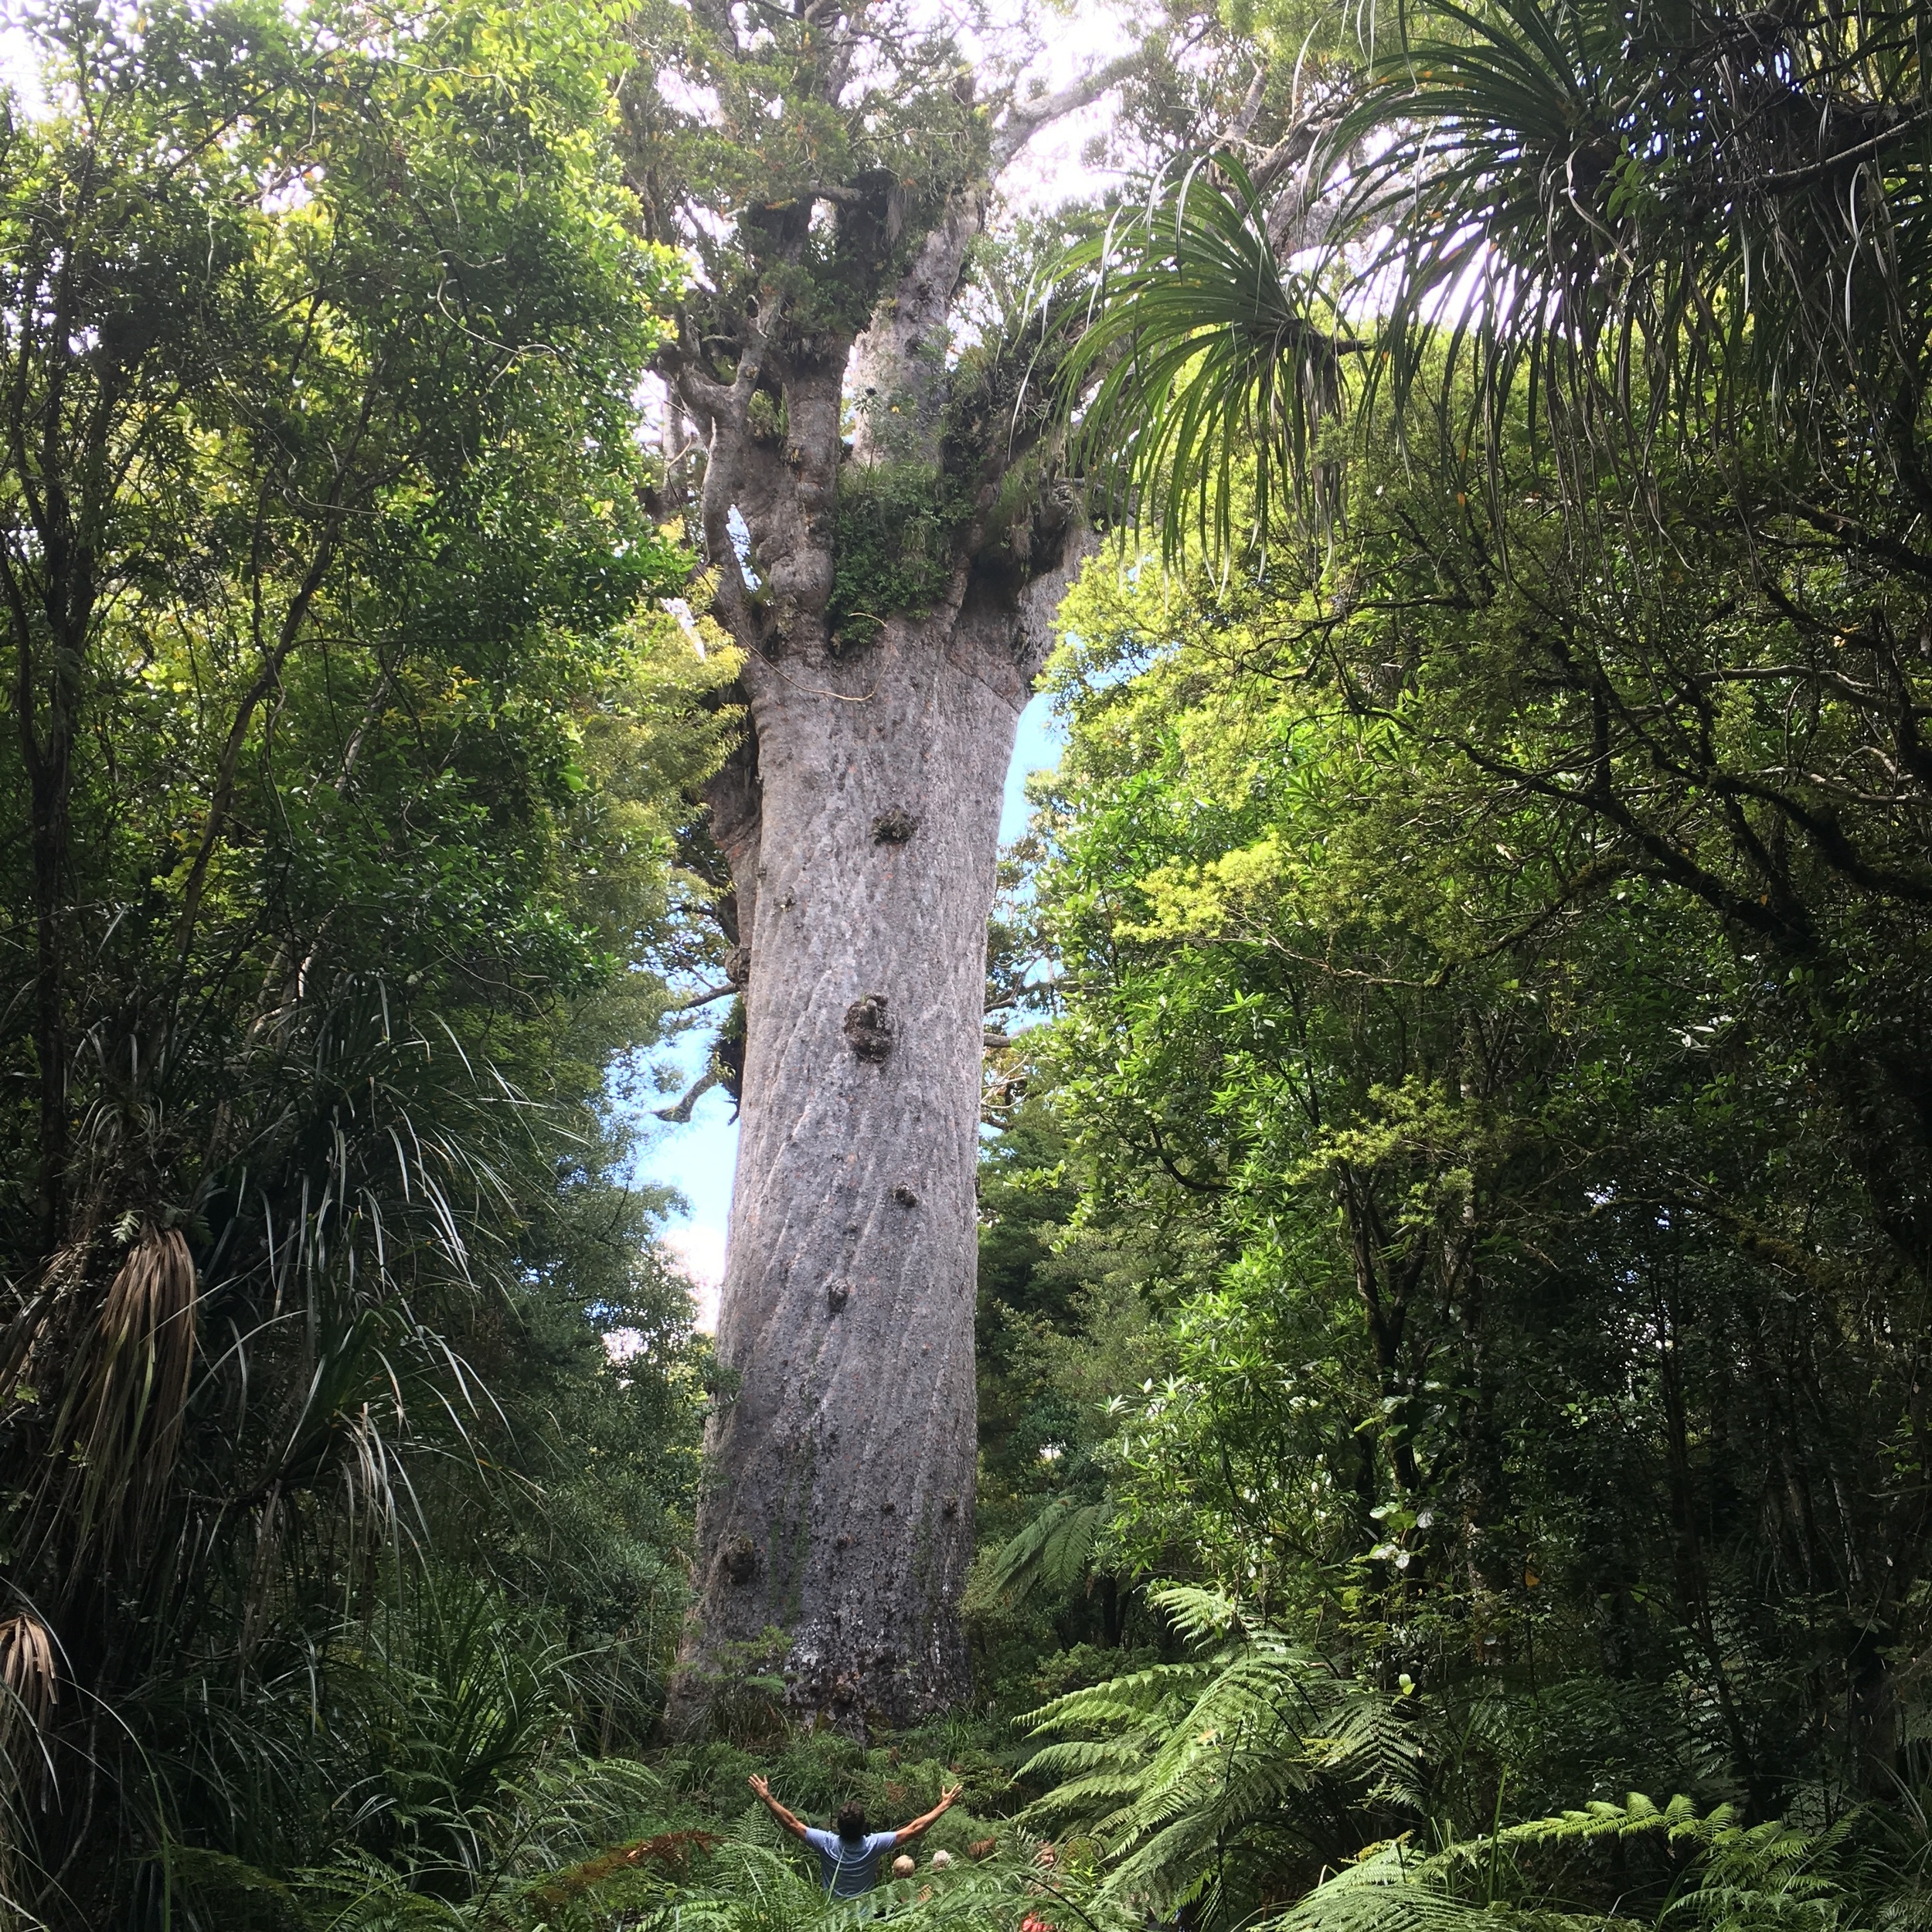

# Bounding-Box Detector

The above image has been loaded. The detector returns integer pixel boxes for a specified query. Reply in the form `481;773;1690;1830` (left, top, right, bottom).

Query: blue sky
636;691;1066;1323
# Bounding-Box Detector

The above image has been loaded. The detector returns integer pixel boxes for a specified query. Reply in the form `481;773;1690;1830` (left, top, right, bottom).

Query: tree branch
657;1063;723;1123
992;48;1148;171
667;981;736;1013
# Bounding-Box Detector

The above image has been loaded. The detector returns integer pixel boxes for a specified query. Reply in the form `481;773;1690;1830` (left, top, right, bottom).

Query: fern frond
1023;1661;1221;1733
985;1495;1114;1604
1020;1741;1150;1778
1020;1595;1425;1913
1146;1585;1249;1646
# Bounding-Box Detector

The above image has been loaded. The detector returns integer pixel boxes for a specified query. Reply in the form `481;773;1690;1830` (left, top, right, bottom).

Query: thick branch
685;311;776;642
991;48;1148;172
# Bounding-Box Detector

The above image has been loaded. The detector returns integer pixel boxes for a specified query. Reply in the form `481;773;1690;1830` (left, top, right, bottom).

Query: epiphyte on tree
843;993;893;1063
747;387;787;444
872;808;918;843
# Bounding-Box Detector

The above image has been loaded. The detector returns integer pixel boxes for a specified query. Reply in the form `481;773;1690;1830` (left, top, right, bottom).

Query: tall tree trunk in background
646;47;1124;1719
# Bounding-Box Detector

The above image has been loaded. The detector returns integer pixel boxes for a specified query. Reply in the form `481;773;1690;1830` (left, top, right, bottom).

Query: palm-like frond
1262;1842;1505;1932
1331;0;1932;490
982;1494;1114;1605
1056;158;1352;567
1253;1796;1862;1932
1060;0;1932;556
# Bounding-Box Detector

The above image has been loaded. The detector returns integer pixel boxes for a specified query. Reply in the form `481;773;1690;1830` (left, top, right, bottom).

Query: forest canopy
2;0;1930;1924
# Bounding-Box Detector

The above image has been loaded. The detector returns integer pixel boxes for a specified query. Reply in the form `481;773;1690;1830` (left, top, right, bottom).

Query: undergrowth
164;1736;1083;1932
147;1594;1932;1932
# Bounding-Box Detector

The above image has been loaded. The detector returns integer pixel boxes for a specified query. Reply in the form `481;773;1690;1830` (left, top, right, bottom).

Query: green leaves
981;1494;1115;1607
1017;386;1932;1855
1061;0;1932;583
1021;1587;1427;1917
828;463;969;646
0;0;724;1910
1057;157;1350;569
1330;0;1932;489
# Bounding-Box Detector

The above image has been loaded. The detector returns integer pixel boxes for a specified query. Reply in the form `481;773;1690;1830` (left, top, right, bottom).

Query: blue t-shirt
803;1827;899;1896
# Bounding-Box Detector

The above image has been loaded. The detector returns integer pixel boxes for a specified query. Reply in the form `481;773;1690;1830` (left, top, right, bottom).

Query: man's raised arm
892;1782;964;1847
749;1774;812;1841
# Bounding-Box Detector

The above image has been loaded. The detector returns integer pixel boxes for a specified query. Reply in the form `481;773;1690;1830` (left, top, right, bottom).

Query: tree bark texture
649;46;1123;1716
682;572;1082;1726
695;603;1031;1723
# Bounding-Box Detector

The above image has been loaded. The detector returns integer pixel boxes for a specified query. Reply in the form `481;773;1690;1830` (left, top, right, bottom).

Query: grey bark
692;600;1032;1723
659;56;1123;1724
679;547;1085;1730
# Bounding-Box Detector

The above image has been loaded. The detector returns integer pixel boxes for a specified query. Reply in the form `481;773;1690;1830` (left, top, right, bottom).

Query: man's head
835;1802;868;1842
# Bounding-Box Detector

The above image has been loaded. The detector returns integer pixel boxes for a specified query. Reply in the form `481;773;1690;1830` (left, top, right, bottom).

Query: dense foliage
972;0;1932;1923
5;0;1932;1921
998;446;1932;1847
0;1;733;1919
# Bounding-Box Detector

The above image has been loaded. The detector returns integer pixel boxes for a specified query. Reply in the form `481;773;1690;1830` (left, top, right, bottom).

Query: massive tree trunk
692;585;1055;1723
647;46;1122;1719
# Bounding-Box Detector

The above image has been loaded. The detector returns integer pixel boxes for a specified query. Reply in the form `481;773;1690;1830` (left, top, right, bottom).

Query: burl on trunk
647;51;1125;1724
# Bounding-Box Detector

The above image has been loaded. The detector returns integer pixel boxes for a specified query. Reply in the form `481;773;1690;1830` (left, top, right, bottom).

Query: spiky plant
1060;0;1932;556
1054;158;1354;569
0;0;719;1910
1328;0;1932;502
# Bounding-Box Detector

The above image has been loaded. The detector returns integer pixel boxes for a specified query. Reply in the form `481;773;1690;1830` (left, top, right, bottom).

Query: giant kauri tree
620;0;1167;1725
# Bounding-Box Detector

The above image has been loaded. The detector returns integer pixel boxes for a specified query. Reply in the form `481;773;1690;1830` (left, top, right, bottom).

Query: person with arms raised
747;1775;962;1896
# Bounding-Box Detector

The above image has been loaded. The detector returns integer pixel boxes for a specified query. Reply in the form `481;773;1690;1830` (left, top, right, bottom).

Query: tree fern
1019;1587;1426;1917
1012;1590;1865;1932
982;1495;1115;1607
1665;1818;1869;1932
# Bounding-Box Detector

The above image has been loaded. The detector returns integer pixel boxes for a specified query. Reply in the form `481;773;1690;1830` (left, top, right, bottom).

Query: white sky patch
0;17;44;114
658;71;723;122
993;10;1141;215
604;1326;647;1363
665;1224;727;1333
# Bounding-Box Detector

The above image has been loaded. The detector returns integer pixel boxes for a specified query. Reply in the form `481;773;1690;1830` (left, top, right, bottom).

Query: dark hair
835;1802;868;1842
